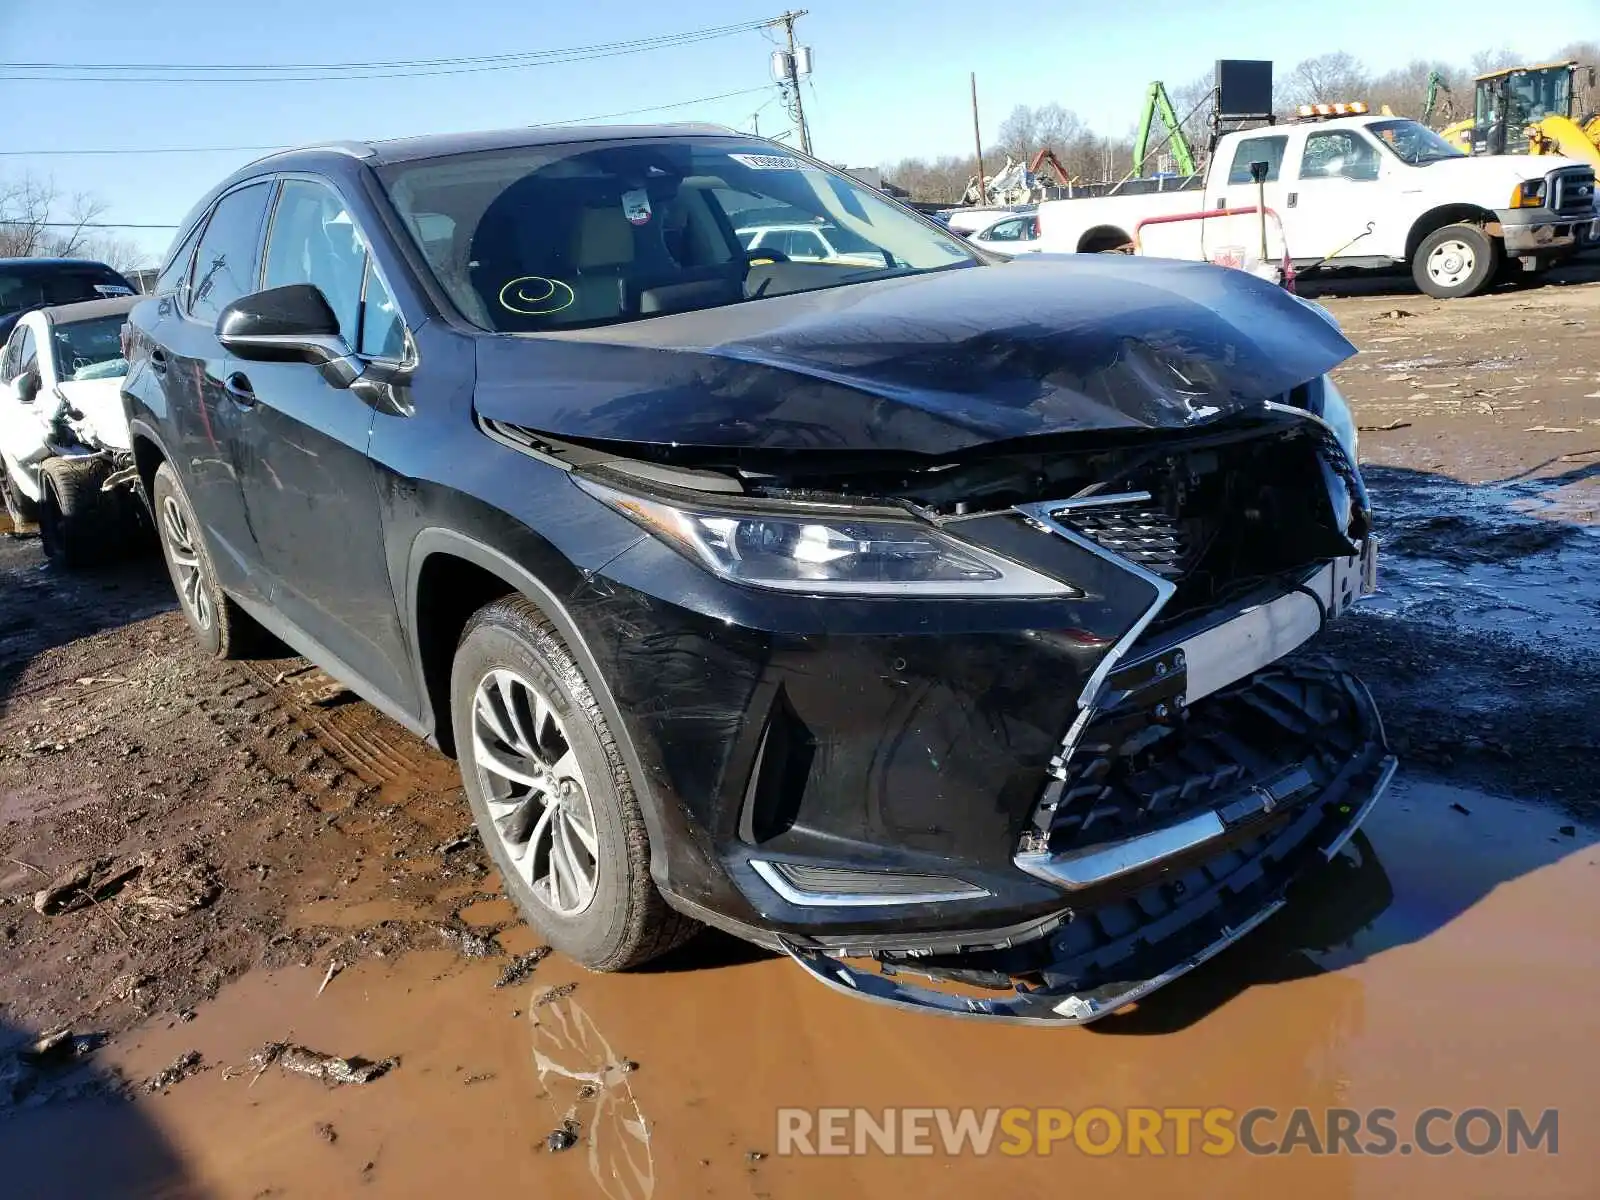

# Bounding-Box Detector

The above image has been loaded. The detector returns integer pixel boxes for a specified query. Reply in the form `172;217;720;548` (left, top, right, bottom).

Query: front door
227;177;417;710
1280;128;1388;263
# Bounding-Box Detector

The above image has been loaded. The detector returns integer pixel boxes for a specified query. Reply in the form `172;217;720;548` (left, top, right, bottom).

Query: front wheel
38;457;111;567
451;596;699;971
1413;224;1499;298
2;467;38;535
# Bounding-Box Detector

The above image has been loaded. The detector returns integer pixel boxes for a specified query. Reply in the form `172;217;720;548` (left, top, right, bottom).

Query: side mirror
1249;160;1270;184
17;369;40;404
216;284;362;388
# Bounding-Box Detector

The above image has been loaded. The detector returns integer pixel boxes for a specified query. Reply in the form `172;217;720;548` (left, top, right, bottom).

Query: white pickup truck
1036;112;1599;298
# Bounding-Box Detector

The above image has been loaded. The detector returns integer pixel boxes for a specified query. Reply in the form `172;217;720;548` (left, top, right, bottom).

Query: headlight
1511;179;1546;209
577;478;1078;597
1311;375;1358;460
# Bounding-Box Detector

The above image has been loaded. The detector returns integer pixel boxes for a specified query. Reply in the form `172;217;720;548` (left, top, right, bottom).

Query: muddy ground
0;265;1597;1198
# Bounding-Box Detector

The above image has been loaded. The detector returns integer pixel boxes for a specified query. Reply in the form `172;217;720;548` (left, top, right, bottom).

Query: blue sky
0;0;1556;262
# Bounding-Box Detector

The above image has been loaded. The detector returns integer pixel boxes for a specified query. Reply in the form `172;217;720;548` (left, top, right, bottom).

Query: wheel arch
405;527;676;876
1077;225;1134;254
127;419;173;508
1405;204;1497;262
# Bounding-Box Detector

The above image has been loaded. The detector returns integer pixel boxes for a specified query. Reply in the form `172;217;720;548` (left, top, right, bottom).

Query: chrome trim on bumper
1016;810;1225;890
750;859;992;908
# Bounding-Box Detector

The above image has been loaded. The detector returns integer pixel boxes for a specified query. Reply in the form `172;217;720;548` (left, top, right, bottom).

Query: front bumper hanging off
784;664;1396;1025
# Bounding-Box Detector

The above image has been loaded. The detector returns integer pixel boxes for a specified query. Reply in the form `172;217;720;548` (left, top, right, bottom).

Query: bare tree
880;155;972;204
0;174;111;260
1369;59;1461;120
1469;47;1521;77
995;103;1085;163
1284;52;1371;108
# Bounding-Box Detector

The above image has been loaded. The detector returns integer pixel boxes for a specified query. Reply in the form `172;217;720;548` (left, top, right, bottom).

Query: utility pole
779;11;812;155
970;72;986;206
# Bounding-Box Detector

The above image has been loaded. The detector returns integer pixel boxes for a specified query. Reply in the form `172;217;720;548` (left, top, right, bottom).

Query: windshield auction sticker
622;189;653;226
730;153;806;171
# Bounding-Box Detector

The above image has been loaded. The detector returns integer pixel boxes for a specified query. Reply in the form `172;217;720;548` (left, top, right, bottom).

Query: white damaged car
0;296;148;564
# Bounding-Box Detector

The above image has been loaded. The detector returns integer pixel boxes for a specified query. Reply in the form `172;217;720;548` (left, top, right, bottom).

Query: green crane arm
1133;81;1199;177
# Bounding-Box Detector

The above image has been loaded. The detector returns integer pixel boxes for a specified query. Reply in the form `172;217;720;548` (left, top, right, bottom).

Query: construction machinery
1131;81;1199;176
1437;61;1599;167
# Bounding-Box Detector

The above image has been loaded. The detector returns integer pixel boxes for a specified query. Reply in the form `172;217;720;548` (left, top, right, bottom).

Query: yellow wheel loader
1437;61;1599;168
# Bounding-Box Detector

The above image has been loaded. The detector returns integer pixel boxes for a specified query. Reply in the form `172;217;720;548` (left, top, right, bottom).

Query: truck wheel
1413;224;1498;298
2;468;37;535
151;461;266;658
451;595;700;972
38;457;111;567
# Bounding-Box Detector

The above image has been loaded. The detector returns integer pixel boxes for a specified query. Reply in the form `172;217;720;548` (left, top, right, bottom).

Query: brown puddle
1;774;1595;1199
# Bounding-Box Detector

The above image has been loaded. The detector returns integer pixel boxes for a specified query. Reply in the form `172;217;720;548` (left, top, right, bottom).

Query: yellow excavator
1433;61;1600;167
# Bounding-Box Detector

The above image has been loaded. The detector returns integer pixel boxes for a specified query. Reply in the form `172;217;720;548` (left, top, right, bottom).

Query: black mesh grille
1552;168;1596;219
1057;504;1189;579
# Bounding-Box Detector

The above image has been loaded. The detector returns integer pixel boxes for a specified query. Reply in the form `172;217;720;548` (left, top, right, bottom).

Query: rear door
226;176;416;708
163;181;275;596
1202;132;1291;263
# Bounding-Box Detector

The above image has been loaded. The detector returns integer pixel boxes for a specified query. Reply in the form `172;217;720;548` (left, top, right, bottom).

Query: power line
0;19;783;84
0;84;775;158
0;220;181;229
0;19;774;71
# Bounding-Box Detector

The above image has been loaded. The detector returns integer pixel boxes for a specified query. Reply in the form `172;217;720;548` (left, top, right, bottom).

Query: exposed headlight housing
577;478;1078;597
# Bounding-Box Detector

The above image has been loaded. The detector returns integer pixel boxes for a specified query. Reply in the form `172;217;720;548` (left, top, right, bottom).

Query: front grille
1058;504;1189;579
1551;168;1596;219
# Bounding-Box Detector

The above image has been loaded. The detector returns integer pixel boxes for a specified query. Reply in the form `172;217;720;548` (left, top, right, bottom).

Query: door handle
224;371;256;408
1287;193;1298;208
149;348;168;375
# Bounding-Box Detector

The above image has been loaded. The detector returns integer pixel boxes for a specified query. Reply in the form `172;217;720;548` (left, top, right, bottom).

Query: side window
985;219;1023;242
263;179;367;346
189;182;272;325
358;259;406;360
1299;131;1381;180
786;230;827;260
1227;136;1288;184
155;222;202;297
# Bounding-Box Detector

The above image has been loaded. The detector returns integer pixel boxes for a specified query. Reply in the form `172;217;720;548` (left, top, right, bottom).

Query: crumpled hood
473;255;1356;457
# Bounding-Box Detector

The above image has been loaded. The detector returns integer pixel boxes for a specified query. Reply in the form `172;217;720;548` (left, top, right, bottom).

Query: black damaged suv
123;126;1394;1024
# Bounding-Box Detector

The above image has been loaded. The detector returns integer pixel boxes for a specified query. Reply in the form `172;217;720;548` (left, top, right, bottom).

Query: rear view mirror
216;284;362;388
16;369;40;404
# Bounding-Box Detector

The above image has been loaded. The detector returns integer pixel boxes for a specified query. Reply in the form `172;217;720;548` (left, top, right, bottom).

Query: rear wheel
451;595;699;971
1413;224;1498;298
151;461;264;658
38;457;112;567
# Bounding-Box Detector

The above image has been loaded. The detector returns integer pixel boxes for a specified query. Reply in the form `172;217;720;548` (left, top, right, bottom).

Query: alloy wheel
161;495;213;631
470;667;600;917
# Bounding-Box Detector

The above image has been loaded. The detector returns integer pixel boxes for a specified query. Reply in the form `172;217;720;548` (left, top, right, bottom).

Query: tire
151;461;264;658
451;595;700;971
38;457;112;567
1412;223;1499;298
2;467;37;535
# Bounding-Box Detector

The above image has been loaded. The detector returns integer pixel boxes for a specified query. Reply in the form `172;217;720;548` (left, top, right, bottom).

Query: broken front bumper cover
781;662;1396;1026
